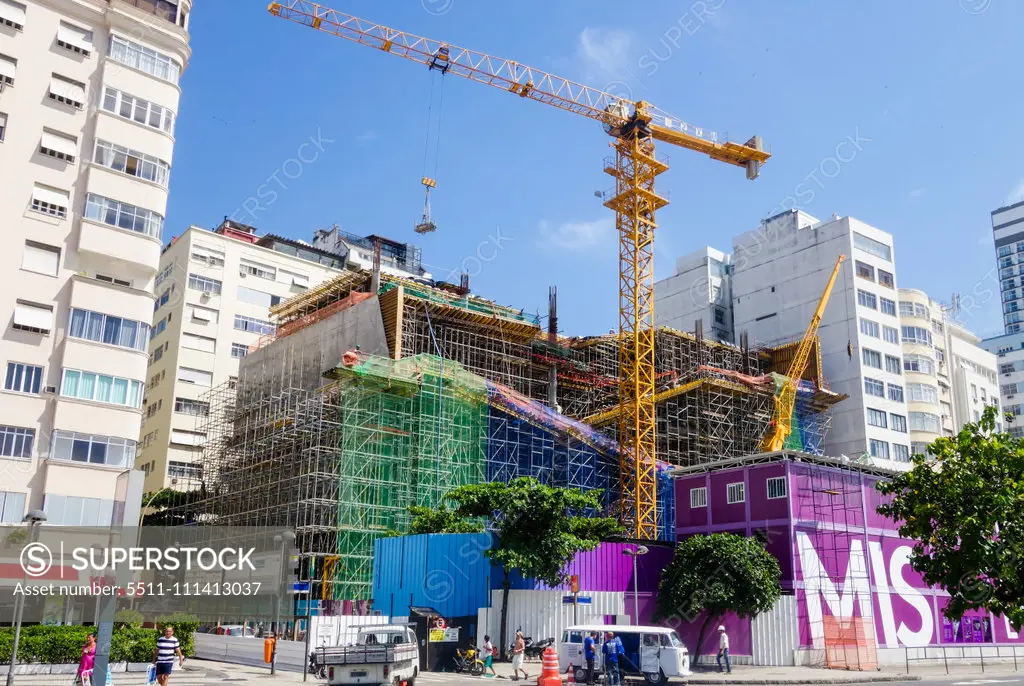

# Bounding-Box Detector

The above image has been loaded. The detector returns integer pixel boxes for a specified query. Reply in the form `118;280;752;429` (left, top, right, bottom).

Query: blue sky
166;1;1023;338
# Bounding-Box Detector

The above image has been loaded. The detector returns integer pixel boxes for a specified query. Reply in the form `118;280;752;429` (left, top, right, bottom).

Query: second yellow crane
267;1;771;538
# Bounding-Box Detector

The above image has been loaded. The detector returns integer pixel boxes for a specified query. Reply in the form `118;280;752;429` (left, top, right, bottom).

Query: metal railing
116;0;179;24
904;644;1024;674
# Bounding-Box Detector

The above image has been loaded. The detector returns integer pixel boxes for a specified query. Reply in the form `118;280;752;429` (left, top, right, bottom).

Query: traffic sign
562;596;592;604
289;581;310;594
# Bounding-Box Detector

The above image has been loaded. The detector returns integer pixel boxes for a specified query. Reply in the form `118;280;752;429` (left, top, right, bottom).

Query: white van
558;625;690;685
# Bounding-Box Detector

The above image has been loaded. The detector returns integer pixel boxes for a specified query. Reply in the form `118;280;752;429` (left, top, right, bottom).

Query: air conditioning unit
201;290;212;299
170;478;178;486
239;271;247;278
43;385;56;394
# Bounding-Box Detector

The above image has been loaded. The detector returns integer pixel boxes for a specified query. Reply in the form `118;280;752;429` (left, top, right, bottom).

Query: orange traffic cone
567;662;576;684
538;647;561;686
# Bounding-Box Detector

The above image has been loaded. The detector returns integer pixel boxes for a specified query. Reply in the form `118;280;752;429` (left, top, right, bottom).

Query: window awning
0;0;25;28
57;21;93;53
14;302;53;331
41;129;77;157
0;54;16;80
32;184;69;208
50;75;85;104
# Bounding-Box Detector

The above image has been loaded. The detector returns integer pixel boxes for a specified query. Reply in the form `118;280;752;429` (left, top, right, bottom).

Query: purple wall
676;459;1024;650
500;542;673;594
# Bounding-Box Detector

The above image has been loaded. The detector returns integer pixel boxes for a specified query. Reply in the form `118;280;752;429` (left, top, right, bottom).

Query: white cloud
1005;179;1024;206
541;217;615;251
576;27;634;78
908;188;926;199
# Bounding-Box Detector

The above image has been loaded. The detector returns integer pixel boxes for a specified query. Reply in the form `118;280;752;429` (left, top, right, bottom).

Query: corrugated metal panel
751;595;799;665
478;590;626;649
500;542;673;593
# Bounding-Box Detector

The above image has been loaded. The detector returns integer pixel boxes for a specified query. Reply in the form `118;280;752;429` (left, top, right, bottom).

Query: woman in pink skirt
77;633;97;685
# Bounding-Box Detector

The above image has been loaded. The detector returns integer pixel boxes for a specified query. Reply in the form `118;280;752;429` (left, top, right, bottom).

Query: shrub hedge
0;615;197;665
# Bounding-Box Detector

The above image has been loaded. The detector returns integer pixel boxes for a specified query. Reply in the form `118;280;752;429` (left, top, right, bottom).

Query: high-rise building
0;0;191;525
311;225;431;281
653;247;733;342
135;220;349;493
980;330;1024;437
993;200;1024;334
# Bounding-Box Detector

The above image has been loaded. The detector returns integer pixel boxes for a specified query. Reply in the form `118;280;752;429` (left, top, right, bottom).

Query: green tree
655;533;782;657
140;488;204;526
406;505;485;535
876;405;1024;631
444;478;621;657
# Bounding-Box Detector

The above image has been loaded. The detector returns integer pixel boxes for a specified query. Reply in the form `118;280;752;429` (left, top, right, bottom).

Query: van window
566;631;582;644
666;631;682;648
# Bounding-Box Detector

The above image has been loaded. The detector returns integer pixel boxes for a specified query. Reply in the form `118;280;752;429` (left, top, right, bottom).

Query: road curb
678;678;921;685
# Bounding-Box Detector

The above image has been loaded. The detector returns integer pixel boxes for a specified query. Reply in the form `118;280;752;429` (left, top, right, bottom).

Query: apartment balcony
115;0;187;28
78;218;161;275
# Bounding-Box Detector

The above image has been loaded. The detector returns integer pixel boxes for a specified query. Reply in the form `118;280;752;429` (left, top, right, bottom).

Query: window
907;383;939;404
31;184;69;219
0;491;26;524
22;241;61;276
883;325;899;344
182;333;216;353
888;383;904;402
689;487;707;508
278;268;310;288
155;263;173;287
899;301;914;316
4;362;42;394
190;244;224;267
864;377;885;397
233;315;275;335
231;343;249;359
68;308;150;352
84;193;163;238
188;304;219;323
94;140;171;187
869;439;890;459
901;326;932;346
188;274;222;295
60;369;143;408
854;231;891;261
152;317;166;337
867;408;888;428
56;20;93;54
13;300;53;334
174;397;209;417
892;444;910;462
237;286;282;309
0;425;34;458
860;318;880;338
240;259;276;280
932;319;944;335
878;269;894;288
0;112;6;141
911;441;930;457
168;461;203;480
855;261;875;281
107;35;181;83
0;53;17;86
39;129;77;162
1001;362;1016;374
890;414;908;433
49;430;135;468
726;482;745;504
971;383;977;399
909;412;941;433
169;431;205;447
0;0;25;30
857;289;877;309
48;73;86;109
885;355;902;375
766;476;787;500
1000;245;1014;257
177;367;212;387
43;494;114;527
904;354;935;375
880;298;897;316
862;348;882;369
101;86;175;135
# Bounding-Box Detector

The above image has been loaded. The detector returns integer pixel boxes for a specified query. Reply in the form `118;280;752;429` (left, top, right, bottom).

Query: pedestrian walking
602;632;622;685
511;631;528;681
76;633;97;685
583;631;598;685
154;625;185;685
482;635;497;678
716;625;731;674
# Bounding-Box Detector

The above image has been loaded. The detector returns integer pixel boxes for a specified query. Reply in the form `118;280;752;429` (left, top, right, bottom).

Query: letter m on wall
797;531;875;649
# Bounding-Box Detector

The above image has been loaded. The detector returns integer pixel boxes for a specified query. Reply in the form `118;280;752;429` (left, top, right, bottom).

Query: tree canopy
406;505;484;535
140;488;204;526
655;533;782;654
876;405;1024;631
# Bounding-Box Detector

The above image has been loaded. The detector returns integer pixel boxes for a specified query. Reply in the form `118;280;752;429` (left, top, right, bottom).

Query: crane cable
421;72;446;181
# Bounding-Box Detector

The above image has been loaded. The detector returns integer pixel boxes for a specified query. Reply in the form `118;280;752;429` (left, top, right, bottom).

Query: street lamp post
621;545;649;625
7;510;47;686
271;532;296;676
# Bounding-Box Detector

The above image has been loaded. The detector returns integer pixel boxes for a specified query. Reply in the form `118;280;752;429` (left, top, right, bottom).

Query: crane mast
762;255;846;453
267;1;770;539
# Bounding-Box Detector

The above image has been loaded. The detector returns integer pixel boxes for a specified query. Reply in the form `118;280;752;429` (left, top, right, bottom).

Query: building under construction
175;268;843;602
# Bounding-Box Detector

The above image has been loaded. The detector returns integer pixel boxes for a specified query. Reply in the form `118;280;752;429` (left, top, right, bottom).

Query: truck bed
314;643;418;666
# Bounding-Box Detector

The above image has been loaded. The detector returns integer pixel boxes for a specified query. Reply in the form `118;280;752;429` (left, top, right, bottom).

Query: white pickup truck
310;625;419;686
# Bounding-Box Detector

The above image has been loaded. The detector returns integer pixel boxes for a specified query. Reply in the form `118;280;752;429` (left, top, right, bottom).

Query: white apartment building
981;331;1024;437
654;246;733;342
898;289;999;453
136;220;347;493
312;225;431;281
0;0;190;526
993;200;1024;334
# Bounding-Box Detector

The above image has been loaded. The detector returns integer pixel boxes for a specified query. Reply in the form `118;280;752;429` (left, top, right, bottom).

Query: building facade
654;246;733;342
311;225;431;281
993;200;1024;334
135;221;346;493
980;331;1024;437
0;0;190;525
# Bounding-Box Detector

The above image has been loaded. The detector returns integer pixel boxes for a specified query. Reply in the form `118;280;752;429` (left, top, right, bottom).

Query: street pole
7;512;46;686
302;589;312;682
272;532;296;676
632;554;639;625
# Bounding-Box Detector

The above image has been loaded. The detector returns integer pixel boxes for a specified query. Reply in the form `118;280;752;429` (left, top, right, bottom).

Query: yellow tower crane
267;1;771;539
762;255;846;453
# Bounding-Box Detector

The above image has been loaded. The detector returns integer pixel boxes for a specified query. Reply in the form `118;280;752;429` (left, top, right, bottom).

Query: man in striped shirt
153;625;184;685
